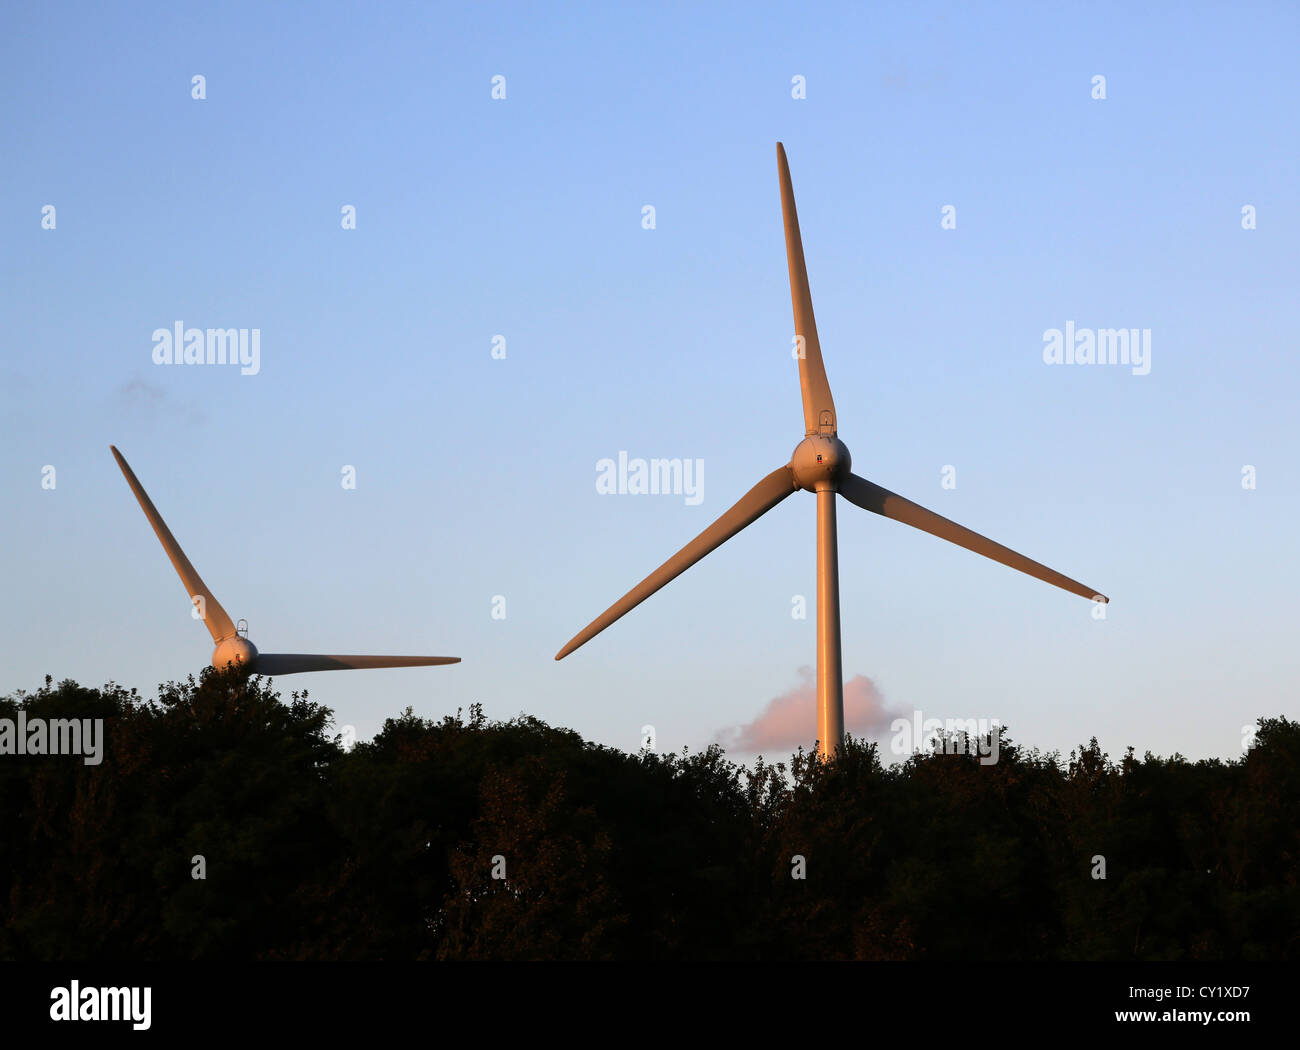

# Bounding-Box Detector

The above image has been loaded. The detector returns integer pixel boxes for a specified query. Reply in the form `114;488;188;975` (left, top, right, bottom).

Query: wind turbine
111;446;460;676
555;143;1107;756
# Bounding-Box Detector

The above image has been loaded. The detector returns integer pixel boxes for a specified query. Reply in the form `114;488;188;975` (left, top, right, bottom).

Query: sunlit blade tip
111;445;237;644
777;145;837;435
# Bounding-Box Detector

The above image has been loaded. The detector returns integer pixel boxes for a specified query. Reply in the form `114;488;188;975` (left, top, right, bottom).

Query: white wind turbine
556;143;1107;755
111;446;460;676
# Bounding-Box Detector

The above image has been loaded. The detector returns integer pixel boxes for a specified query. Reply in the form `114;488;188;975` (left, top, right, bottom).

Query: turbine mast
816;484;845;756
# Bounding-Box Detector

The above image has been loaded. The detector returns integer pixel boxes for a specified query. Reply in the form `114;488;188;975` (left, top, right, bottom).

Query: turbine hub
212;635;258;672
791;435;851;491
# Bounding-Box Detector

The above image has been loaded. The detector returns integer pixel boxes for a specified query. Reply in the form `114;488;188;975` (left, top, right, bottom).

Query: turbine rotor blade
839;473;1108;604
778;142;837;436
555;464;799;660
110;446;238;643
251;654;461;676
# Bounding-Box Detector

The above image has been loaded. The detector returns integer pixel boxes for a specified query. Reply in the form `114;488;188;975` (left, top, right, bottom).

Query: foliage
1;673;1295;960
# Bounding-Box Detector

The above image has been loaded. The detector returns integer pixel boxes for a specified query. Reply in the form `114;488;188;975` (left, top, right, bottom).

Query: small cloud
713;666;904;755
881;67;911;92
114;377;206;424
118;378;166;404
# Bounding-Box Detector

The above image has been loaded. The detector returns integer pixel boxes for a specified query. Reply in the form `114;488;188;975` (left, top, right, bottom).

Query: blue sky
2;1;1296;765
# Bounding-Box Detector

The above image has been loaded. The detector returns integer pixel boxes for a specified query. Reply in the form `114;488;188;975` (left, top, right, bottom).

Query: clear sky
2;1;1296;766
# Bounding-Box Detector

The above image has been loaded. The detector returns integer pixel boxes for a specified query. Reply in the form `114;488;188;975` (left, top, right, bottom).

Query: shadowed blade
252;654;461;676
555;464;799;660
110;445;238;642
840;473;1108;603
778;142;837;436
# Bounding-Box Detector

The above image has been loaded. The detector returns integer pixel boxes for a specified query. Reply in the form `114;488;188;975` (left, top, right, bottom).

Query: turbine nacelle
791;434;852;492
212;634;258;671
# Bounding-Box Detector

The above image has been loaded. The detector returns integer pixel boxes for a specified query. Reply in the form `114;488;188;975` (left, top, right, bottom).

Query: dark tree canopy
1;672;1295;960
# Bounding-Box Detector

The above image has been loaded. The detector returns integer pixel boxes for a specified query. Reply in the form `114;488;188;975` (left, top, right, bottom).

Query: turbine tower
556;143;1107;756
111;446;460;676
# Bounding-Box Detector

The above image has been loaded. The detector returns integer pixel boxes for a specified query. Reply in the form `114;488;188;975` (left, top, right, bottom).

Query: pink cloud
713;666;901;755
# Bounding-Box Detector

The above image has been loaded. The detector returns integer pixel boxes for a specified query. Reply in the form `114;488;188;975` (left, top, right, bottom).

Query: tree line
1;671;1295;960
